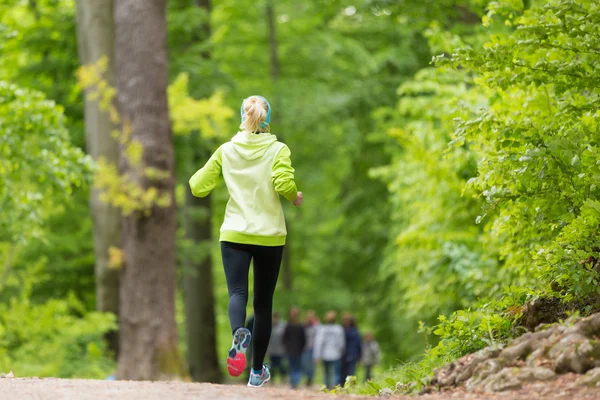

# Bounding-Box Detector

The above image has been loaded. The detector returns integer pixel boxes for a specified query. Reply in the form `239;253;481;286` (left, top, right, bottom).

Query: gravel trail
0;375;599;399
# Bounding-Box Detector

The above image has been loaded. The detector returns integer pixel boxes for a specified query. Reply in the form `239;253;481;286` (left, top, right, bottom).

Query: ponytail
240;96;271;133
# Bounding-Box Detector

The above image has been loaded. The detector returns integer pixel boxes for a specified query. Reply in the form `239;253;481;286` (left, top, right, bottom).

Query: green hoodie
189;132;297;246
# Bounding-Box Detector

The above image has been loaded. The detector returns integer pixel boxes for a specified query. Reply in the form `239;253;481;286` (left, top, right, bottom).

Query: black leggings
221;241;283;370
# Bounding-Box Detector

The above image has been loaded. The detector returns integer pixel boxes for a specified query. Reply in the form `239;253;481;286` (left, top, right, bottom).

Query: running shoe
247;365;271;388
227;328;251;377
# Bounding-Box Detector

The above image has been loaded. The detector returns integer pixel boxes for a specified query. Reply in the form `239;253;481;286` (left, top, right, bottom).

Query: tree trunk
114;0;183;380
75;0;121;357
266;0;292;291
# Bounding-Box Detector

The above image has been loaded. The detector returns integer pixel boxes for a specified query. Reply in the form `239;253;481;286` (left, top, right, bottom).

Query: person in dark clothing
340;312;362;387
283;306;306;389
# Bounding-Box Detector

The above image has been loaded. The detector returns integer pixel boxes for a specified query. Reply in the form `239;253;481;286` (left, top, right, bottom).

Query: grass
334;354;451;396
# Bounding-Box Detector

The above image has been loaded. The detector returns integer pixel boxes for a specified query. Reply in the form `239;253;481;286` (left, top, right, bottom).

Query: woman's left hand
293;191;303;206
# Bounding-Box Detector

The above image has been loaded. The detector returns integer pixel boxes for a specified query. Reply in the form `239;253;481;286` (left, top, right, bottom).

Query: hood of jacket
230;131;278;161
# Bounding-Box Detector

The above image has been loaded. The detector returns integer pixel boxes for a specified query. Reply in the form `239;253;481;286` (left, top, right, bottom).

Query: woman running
189;95;302;388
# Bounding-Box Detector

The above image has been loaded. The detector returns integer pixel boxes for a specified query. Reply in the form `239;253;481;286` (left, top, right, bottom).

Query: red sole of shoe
227;353;246;377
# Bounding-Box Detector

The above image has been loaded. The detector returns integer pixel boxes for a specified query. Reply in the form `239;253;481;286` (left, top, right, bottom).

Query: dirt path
0;378;372;400
0;376;599;399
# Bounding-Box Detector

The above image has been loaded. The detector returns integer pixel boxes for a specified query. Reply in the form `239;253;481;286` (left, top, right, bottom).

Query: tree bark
114;0;183;380
75;0;121;357
181;0;221;383
266;0;292;291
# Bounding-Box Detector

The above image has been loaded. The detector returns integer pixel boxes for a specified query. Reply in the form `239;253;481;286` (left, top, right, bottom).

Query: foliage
442;0;600;305
78;61;235;217
331;0;600;395
361;64;500;361
0;78;108;378
0;82;90;244
350;0;600;392
0;0;83;143
168;74;234;139
2;0;598;386
0;251;115;378
78;59;173;216
0;0;96;308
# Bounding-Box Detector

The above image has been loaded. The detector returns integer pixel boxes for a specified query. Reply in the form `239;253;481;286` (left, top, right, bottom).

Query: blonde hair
240;96;270;133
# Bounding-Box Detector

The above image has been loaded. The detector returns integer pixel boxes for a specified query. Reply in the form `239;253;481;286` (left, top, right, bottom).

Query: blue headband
241;96;271;129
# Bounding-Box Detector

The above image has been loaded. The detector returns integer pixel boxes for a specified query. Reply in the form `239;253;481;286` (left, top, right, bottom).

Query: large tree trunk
75;0;121;357
181;0;221;383
266;0;292;291
115;0;183;380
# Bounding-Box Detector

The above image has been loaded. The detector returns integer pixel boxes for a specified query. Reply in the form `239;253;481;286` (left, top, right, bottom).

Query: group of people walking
259;308;381;389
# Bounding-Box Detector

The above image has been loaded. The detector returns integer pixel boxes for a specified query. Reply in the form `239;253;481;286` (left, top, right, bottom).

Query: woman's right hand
293;191;303;206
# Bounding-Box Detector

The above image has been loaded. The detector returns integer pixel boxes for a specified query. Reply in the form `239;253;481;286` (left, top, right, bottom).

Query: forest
0;0;599;394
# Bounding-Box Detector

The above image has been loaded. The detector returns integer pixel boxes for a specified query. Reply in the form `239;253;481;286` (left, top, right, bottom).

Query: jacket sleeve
272;145;298;202
189;146;222;198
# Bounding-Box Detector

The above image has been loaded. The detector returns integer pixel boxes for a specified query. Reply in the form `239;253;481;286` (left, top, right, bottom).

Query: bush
0;257;116;378
351;0;600;394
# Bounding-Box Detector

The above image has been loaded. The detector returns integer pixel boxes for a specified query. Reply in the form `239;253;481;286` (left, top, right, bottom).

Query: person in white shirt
313;311;345;389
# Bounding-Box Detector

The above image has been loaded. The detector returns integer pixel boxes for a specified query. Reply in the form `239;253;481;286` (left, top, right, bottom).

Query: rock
479;368;522;392
511;332;534;346
379;388;394;397
433;360;458;387
468;365;555;392
550;335;600;374
515;367;555;382
498;338;536;364
577;313;600;337
465;359;503;391
576;367;600;387
432;346;501;388
0;371;14;378
526;347;549;368
462;348;500;382
520;297;566;331
422;311;600;394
